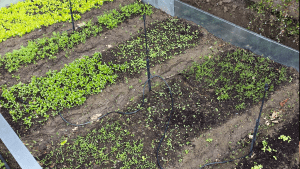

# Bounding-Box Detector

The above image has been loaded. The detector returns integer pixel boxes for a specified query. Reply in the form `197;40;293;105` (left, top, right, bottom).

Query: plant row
38;119;156;168
0;0;115;42
0;17;202;129
183;48;289;109
0;1;153;73
110;18;202;74
0;52;130;128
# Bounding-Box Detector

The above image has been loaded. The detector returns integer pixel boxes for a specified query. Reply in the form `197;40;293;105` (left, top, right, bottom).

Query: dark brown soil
0;0;299;169
180;0;299;51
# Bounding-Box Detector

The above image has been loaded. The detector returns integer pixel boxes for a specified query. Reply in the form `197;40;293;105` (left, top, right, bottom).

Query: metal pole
69;0;75;31
143;13;151;92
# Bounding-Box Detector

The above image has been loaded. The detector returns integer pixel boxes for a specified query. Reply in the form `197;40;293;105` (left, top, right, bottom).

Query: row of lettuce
0;52;129;128
0;1;152;73
0;0;115;42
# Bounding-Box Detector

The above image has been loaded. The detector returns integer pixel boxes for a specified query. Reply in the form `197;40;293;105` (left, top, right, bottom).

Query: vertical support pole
69;0;75;31
143;13;151;92
249;83;269;157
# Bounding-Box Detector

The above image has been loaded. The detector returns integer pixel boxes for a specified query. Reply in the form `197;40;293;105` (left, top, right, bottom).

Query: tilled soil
180;0;299;51
0;0;299;169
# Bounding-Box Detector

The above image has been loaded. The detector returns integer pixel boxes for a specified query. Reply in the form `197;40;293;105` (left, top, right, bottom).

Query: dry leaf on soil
279;98;289;107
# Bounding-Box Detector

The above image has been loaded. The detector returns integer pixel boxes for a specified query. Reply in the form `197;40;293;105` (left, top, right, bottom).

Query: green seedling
206;138;213;143
278;135;292;143
251;164;263;169
60;138;68;146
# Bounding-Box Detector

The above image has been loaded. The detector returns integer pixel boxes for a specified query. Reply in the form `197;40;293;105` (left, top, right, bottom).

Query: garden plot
0;0;299;169
180;0;299;51
0;0;153;86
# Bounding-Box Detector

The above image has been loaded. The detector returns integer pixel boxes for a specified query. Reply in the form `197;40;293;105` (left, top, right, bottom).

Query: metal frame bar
0;113;42;169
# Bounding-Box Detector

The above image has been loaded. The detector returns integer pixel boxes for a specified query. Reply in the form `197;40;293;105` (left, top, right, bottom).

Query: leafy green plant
261;139;277;153
11;74;20;80
0;159;5;168
60;138;68;146
235;102;246;110
278;135;292;143
251;164;263;169
206;138;213;143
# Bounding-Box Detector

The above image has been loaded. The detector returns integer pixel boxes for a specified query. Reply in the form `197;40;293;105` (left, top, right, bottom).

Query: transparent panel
142;0;174;16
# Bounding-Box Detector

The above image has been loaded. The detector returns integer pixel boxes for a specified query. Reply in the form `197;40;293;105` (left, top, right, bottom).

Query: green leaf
61;139;68;145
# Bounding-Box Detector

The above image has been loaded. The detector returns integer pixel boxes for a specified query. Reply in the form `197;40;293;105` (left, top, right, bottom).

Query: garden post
143;13;151;92
69;0;75;31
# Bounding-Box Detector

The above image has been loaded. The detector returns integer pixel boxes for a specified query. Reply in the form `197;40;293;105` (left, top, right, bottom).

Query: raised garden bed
0;0;299;169
180;0;299;51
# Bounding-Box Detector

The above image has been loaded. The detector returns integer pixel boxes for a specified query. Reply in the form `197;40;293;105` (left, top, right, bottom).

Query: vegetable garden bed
180;0;299;51
0;0;299;169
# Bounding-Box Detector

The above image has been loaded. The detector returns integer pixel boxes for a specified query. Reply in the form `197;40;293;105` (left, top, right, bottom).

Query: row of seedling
38;119;156;169
0;0;114;42
0;1;153;73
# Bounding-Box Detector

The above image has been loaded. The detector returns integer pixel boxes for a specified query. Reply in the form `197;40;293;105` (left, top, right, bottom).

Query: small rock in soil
224;6;228;12
208;89;214;92
232;5;237;11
